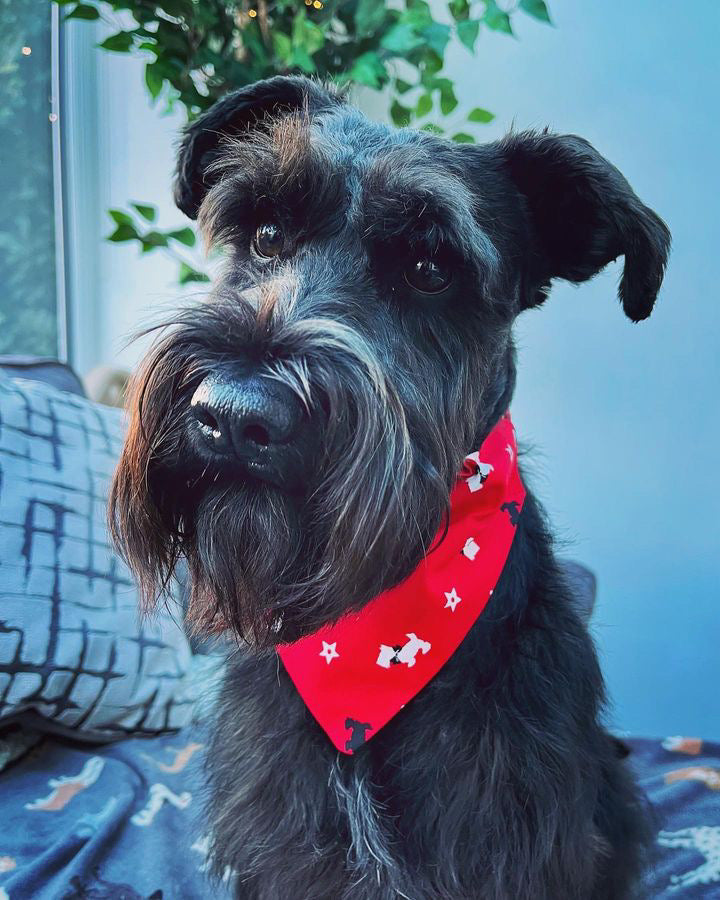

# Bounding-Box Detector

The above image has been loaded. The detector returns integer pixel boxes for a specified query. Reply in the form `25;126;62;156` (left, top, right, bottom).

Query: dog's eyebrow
199;113;347;246
360;150;499;274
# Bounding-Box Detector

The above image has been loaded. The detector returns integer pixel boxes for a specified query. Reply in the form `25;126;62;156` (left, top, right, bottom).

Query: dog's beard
109;297;495;648
185;480;301;643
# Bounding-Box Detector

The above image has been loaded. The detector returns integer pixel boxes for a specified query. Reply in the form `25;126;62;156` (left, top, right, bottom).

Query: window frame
51;2;69;362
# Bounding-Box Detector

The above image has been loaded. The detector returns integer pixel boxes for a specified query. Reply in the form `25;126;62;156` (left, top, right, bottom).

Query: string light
248;8;257;16
313;0;323;7
21;46;31;56
48;113;58;123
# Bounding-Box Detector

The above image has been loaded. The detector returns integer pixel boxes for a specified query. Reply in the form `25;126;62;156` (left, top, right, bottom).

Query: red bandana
277;413;525;754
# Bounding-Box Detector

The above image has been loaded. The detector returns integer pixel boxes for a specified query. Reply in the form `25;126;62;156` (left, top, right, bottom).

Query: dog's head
110;76;669;645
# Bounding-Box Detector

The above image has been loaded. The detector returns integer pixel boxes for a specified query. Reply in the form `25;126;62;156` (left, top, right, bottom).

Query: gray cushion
0;373;211;740
560;559;597;624
0;355;85;397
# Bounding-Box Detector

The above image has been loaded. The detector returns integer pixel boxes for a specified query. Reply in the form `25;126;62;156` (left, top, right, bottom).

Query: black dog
110;76;670;898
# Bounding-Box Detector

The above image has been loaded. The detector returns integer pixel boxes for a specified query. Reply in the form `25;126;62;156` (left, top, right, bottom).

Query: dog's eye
254;222;284;259
404;258;452;294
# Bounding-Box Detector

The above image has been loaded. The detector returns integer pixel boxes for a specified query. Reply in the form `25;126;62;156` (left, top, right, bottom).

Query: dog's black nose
190;373;302;468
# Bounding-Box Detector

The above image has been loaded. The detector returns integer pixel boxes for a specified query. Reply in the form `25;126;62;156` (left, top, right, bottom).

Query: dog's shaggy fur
110;77;670;898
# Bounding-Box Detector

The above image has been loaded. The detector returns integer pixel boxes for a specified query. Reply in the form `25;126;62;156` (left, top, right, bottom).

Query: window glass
0;0;58;356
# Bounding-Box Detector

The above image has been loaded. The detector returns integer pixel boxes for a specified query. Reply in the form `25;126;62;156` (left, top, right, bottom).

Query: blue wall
445;0;720;738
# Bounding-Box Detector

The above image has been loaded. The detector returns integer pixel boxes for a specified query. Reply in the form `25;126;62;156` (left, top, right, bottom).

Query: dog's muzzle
190;371;307;489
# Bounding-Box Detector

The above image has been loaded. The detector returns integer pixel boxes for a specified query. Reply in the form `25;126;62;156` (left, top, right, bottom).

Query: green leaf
439;83;458;115
140;231;168;252
519;0;552;23
137;41;158;57
291;8;308;45
467;106;495;123
421;23;451;58
400;5;433;29
457;19;480;51
178;262;210;284
107;223;139;243
390;100;411;126
415;93;433;117
452;132;475;143
421;123;444;135
394;78;413;95
354;0;387;36
167;227;196;247
427;75;453;92
421;50;443;78
272;31;293;65
291;47;316;74
108;209;136;228
380;24;424;54
348;51;387;89
448;0;470;22
131;202;157;223
65;3;100;20
292;11;325;56
449;0;470;21
145;63;164;99
483;4;513;35
304;22;326;56
98;31;135;52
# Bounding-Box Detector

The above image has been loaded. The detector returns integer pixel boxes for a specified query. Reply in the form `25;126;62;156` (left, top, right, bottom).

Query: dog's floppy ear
498;131;670;322
174;75;341;220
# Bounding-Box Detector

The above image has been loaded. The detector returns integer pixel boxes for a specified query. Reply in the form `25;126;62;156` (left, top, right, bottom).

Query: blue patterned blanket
0;731;720;898
0;726;231;899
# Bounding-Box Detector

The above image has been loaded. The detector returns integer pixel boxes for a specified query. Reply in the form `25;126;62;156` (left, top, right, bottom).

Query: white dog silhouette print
131;783;191;827
462;537;480;560
464;452;494;493
377;633;431;669
658;826;720;891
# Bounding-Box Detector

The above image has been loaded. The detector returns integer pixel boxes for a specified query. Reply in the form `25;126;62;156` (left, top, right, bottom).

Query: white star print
505;443;514;462
319;641;339;665
444;588;462;612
